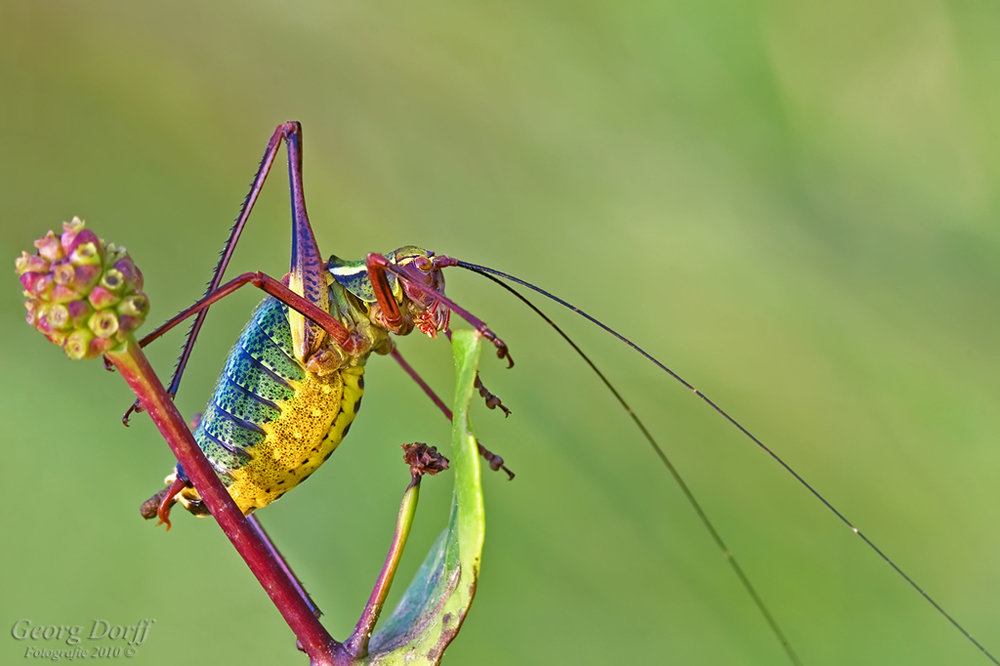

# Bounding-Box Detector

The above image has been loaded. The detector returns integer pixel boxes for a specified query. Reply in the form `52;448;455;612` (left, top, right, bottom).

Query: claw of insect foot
476;443;515;479
156;493;177;531
150;476;188;532
122;400;145;427
475;374;511;417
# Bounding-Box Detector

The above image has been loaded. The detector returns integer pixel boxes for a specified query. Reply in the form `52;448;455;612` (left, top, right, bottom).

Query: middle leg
390;346;514;479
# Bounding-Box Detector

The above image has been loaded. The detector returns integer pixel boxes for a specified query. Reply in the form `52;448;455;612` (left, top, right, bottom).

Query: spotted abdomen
180;297;363;515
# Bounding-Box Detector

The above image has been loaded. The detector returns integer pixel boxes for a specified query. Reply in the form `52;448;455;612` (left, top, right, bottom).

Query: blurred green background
2;1;1000;664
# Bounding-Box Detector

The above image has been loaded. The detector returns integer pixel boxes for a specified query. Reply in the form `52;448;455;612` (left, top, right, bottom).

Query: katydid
104;122;997;664
131;122;511;528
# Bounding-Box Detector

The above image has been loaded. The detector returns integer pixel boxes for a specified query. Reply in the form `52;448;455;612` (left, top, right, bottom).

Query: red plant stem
106;335;347;666
248;515;322;619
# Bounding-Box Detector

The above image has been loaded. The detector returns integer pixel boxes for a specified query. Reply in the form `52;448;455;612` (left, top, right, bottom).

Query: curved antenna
456;260;999;666
460;266;801;664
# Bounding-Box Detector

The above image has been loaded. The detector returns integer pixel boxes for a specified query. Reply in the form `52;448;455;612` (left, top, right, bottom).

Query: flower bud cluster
16;217;150;360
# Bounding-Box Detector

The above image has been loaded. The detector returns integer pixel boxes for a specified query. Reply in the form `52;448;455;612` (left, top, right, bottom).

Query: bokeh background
2;1;1000;664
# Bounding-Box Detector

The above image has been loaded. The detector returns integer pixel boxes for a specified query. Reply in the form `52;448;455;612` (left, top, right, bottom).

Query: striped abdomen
181;297;363;515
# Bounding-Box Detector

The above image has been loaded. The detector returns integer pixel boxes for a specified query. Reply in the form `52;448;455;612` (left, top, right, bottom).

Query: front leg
365;252;408;334
367;252;514;367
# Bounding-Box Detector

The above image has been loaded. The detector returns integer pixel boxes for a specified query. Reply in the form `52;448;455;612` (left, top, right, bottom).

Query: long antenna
462;267;801;664
456;260;999;666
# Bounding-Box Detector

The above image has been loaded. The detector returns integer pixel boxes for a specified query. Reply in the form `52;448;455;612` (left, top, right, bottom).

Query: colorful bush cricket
128;123;514;529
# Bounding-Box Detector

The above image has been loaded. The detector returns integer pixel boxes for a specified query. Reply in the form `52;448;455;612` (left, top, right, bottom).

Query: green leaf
363;330;485;665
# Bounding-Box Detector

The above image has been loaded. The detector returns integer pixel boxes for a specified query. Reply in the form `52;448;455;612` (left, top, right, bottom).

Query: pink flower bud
34;231;65;262
74;264;102;293
19;271;41;293
15;251;50;275
47;304;72;330
50;284;79;304
21;272;53;300
51;259;76;286
88;309;120;339
88;286;121;310
88;336;115;357
113;256;144;292
64;329;94;360
33;303;54;334
117;293;149;318
60;217;86;255
118;315;144;334
69;239;103;267
66;300;93;329
100;268;125;293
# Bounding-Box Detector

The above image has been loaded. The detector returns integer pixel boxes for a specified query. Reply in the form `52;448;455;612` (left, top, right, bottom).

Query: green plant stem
105;334;347;666
346;476;421;658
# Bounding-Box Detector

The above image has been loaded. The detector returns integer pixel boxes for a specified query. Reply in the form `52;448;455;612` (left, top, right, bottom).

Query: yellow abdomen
230;365;364;513
182;365;364;515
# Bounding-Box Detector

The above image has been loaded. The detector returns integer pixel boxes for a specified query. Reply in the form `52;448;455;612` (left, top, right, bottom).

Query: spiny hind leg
125;122;330;423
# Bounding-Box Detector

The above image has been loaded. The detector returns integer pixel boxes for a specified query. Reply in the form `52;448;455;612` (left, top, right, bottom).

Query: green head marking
327;247;449;337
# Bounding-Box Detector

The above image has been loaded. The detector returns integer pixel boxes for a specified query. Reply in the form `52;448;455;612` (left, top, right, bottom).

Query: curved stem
346;475;421;658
